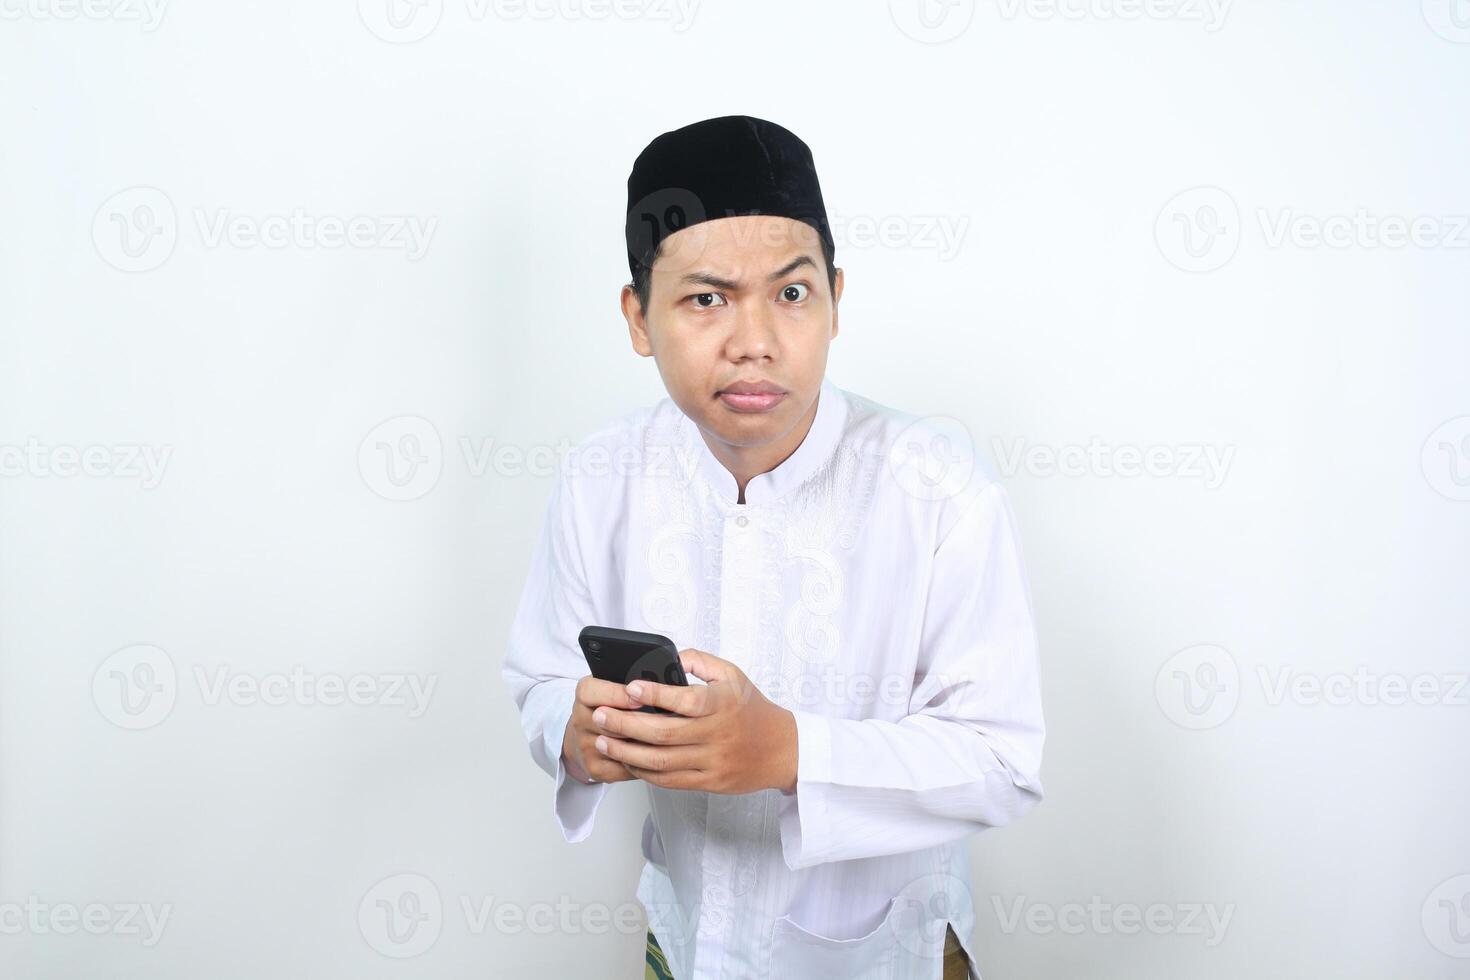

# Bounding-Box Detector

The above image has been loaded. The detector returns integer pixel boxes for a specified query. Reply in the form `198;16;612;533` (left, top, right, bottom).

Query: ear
622;284;654;357
829;266;844;340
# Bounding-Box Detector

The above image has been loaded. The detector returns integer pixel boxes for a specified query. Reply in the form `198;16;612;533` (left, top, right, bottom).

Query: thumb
678;648;735;684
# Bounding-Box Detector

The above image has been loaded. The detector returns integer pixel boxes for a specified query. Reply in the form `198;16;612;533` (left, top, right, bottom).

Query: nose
724;298;778;362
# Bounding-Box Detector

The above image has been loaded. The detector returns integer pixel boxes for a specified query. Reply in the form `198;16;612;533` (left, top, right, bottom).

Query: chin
714;405;797;443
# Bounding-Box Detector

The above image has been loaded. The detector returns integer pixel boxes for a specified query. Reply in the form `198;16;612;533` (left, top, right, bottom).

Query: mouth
716;380;788;414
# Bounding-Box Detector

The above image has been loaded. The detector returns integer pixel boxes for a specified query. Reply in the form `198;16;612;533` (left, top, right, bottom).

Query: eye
779;283;810;303
690;293;726;308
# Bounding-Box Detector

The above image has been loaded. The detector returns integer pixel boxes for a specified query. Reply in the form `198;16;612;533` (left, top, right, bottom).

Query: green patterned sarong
644;930;675;980
643;924;972;979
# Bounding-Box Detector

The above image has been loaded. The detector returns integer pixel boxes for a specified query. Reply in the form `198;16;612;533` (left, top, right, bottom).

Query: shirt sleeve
777;480;1045;870
501;468;611;843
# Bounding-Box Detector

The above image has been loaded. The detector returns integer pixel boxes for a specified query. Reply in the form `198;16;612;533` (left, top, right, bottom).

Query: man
502;115;1044;980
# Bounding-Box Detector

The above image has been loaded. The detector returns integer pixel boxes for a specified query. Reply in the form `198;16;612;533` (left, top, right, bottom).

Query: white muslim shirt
501;376;1045;980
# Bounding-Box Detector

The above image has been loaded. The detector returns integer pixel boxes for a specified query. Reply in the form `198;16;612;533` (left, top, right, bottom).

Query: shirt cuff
777;708;834;870
554;751;611;843
545;681;609;843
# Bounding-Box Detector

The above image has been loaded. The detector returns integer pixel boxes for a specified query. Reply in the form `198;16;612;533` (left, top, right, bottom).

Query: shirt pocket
769;895;904;980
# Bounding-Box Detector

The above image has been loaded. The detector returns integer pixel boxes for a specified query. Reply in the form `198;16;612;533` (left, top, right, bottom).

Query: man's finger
678;648;735;684
583;752;635;782
593;706;705;745
626;677;709;717
576;676;642;710
622;764;704;791
594;734;701;773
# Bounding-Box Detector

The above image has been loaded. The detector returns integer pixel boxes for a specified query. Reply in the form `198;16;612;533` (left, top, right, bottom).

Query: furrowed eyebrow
679;256;818;292
766;255;816;282
680;272;741;291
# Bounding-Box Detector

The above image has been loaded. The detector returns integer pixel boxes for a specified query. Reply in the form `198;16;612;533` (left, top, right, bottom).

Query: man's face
622;214;843;452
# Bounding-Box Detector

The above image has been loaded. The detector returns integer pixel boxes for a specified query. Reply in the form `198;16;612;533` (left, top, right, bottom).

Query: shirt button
735;515;749;527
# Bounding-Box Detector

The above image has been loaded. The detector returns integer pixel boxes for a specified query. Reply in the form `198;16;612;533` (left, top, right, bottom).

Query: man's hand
587;649;798;795
561;676;642;785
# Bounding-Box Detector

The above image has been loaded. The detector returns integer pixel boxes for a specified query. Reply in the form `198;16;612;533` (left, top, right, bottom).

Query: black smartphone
577;626;689;715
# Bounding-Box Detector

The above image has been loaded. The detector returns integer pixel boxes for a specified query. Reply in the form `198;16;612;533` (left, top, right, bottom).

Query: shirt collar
680;376;849;509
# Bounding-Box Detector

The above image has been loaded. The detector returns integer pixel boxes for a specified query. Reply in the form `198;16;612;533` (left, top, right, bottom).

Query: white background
2;1;1468;977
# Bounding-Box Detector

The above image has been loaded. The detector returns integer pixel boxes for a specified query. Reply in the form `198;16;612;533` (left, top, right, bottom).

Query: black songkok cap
625;115;834;280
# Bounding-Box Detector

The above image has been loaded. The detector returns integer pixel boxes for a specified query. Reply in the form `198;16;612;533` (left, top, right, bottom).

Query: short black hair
630;233;838;314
